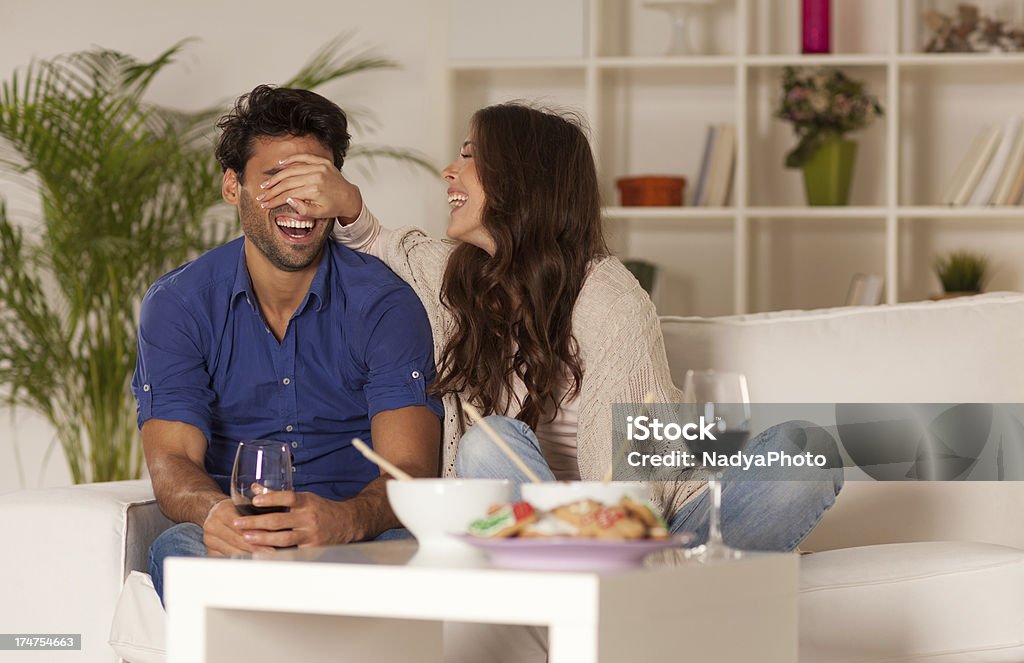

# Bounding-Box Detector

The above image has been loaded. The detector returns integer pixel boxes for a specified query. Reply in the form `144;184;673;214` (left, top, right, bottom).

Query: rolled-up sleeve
360;285;444;421
131;285;215;440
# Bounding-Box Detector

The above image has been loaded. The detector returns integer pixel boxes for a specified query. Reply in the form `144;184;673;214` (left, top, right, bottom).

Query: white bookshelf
445;0;1024;316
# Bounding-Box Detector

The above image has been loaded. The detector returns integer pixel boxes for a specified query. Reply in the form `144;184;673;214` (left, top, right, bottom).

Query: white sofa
2;291;1023;662
662;291;1024;662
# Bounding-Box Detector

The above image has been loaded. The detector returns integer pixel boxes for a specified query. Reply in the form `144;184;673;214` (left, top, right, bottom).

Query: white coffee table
166;541;796;662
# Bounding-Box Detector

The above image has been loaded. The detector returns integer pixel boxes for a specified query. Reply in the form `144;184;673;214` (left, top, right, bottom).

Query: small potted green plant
932;250;991;299
776;67;884;206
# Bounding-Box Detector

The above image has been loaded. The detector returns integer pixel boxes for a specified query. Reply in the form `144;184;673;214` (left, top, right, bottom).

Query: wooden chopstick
460;401;544;484
352;438;414;482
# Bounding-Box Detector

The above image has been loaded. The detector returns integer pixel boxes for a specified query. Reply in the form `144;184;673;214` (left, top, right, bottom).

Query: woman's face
443;132;495;255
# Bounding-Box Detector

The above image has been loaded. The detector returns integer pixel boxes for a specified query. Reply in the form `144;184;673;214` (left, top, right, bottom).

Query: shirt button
291;441;298;448
411;371;421;379
286;425;294;432
291;466;297;473
143;384;150;392
282;377;291;385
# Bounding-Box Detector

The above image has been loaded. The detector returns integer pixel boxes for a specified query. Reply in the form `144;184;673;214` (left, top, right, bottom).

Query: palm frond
282;32;398;90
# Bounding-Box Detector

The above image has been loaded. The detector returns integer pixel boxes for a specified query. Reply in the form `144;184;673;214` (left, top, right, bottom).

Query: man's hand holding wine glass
231;488;370;549
202;498;274;557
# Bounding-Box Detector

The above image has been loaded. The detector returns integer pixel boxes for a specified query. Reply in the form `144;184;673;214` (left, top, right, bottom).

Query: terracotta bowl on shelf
615;175;687;207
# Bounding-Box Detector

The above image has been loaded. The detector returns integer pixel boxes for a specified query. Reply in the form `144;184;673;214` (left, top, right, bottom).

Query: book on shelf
845;273;883;307
968;115;1021;207
941;127;991;205
948;124;1001;207
704;123;736;207
993;124;1024;205
692;125;717;206
1009;157;1024;206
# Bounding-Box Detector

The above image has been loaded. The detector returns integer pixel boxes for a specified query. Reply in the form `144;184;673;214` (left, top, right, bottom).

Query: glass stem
707;476;724;548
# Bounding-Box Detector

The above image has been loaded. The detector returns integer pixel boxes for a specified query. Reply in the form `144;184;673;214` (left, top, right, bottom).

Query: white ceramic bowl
386;478;513;547
520;481;651;511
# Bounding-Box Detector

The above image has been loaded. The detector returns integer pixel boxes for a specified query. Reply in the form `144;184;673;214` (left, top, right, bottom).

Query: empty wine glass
231;439;293;516
681;369;751;561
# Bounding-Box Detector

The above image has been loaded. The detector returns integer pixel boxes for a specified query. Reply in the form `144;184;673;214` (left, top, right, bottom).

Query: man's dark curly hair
215;84;351;181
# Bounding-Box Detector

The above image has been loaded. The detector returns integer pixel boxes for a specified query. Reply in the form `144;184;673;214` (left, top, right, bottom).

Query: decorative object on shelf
942;116;1024;206
845;273;884;306
923;4;1024;53
615;175;687;206
643;0;719;55
801;0;831;54
622;259;659;296
0;37;431;484
931;250;991;299
776;66;884;206
692;123;736;207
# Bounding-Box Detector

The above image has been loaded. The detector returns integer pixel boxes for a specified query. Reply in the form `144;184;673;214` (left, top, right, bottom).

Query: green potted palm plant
932;250;991;300
776;66;884;206
0;37;430;484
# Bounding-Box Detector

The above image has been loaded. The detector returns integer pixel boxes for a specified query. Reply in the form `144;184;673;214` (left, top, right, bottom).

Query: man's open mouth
275;214;318;242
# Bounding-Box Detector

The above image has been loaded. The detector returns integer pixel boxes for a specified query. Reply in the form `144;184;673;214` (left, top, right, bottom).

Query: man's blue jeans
148;519;411;604
455;416;844;552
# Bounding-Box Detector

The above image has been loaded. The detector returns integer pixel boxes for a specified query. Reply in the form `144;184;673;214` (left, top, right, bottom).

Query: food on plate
467;501;537;538
468;495;669;541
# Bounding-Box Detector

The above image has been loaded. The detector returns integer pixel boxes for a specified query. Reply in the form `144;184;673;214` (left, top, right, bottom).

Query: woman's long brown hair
431;103;608;430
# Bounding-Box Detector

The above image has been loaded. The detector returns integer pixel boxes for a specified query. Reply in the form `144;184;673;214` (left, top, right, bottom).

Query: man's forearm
150;454;229;527
342;476;400;541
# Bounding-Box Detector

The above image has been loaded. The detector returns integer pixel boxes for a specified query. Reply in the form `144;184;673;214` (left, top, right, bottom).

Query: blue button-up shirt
132;237;442;500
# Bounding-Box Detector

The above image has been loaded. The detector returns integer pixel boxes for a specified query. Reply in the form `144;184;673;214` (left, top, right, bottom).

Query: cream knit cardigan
335;209;704;518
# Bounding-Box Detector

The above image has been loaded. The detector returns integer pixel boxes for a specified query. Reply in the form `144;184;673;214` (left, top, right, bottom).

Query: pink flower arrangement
776;66;884;168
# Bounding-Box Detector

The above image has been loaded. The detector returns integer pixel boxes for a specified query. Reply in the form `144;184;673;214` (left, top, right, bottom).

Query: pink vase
802;0;831;54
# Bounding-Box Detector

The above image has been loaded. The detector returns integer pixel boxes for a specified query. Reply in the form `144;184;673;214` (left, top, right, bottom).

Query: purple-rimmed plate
452;533;694;571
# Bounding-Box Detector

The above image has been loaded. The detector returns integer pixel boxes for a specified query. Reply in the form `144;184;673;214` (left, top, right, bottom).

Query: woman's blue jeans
455;416;844;552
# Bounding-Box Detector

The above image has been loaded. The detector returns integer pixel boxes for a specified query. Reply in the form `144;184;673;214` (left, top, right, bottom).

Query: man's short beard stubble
238;187;332;272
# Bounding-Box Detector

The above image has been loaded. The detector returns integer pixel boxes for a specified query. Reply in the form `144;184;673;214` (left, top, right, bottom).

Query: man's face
227;134;336;272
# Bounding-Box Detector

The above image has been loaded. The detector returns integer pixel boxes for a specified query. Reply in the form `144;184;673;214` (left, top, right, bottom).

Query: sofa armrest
0;480;171;663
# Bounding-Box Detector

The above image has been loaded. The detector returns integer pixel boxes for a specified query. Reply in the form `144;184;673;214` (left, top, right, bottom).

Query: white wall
0;0;451;490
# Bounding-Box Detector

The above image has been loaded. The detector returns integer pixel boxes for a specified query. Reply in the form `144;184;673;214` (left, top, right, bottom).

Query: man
133;85;442;601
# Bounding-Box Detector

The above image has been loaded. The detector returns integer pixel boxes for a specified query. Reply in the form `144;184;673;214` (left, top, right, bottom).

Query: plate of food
456;496;694;571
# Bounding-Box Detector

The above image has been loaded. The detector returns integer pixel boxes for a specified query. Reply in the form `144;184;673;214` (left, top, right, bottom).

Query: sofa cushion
660;292;1024;403
800;541;1024;662
109;572;166;663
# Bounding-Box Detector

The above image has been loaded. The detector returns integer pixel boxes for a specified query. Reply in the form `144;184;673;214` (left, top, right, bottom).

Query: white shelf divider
604;207;735;220
596;56;738;69
746;54;891;67
734;0;750;315
744;207;888;219
899;206;1024;218
886;1;901;306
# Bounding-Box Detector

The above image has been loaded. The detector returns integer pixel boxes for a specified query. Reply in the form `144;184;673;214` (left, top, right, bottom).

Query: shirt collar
230;240;331;314
304;246;331;313
231;242;257;311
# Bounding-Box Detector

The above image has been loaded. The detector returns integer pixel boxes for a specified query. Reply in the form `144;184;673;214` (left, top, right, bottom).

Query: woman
254;102;842;549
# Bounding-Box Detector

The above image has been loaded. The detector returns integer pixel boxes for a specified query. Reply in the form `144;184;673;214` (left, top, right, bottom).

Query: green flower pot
802;138;857;206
